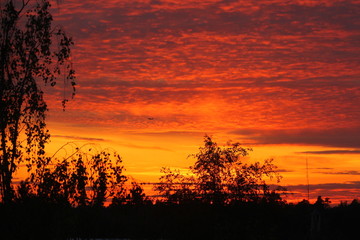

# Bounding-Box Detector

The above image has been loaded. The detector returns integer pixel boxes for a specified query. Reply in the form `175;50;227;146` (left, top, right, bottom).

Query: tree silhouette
0;0;75;203
156;135;284;205
126;181;151;205
16;145;128;207
189;135;250;204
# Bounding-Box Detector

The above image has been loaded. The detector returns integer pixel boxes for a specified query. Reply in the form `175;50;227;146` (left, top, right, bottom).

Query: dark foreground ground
1;201;359;240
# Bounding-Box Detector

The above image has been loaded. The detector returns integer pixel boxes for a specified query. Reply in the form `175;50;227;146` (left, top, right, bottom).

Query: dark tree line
11;142;151;207
8;135;285;208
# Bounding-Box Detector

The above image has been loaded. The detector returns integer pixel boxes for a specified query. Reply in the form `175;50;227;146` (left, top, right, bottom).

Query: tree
126;181;151;205
16;144;128;207
190;135;250;204
156;135;284;205
0;0;75;203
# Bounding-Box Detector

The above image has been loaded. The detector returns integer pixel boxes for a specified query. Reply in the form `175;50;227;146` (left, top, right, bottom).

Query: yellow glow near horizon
24;120;358;204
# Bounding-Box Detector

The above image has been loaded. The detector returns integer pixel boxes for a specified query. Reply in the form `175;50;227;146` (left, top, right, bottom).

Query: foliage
122;181;151;205
189;135;251;204
0;0;75;203
314;195;331;209
156;135;284;205
16;145;127;207
154;167;197;204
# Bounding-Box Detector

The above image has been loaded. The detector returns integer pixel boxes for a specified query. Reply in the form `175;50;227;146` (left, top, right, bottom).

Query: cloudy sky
43;0;360;203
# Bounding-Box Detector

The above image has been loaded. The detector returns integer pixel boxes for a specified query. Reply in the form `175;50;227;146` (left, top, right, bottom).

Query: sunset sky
40;0;360;203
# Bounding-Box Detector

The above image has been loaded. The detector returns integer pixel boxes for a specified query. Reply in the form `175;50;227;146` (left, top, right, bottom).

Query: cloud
232;127;360;148
285;181;360;202
130;131;206;137
52;135;106;142
297;150;360;155
312;167;334;170
287;181;360;191
316;171;360;176
117;142;173;152
275;168;294;173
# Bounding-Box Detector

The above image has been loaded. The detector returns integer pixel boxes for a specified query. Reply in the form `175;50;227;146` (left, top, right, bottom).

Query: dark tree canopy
17;145;128;207
156;135;285;205
0;0;75;203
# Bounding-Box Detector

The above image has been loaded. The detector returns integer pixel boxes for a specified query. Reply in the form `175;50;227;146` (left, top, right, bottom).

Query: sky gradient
41;0;360;203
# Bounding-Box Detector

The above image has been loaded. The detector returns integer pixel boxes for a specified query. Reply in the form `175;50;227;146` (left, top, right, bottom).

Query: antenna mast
306;154;310;201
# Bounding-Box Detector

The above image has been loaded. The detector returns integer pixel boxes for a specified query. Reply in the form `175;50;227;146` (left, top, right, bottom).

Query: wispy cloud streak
298;150;360;155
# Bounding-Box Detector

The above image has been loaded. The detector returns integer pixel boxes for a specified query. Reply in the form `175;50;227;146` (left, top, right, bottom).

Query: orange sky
35;0;360;204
